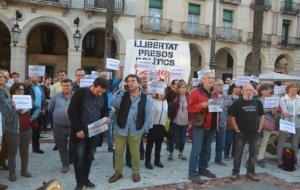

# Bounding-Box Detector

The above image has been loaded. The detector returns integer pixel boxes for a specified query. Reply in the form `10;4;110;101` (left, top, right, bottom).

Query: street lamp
209;0;217;70
73;17;81;51
11;10;22;47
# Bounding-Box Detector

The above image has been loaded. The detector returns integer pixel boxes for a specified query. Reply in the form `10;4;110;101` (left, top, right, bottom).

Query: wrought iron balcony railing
279;36;300;48
180;22;209;39
220;0;241;5
247;32;272;46
216;27;243;42
280;1;299;15
84;0;125;12
140;16;172;34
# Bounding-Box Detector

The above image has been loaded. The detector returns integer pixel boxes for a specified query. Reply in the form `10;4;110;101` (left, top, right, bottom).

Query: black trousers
32;120;41;151
0;133;8;166
145;125;165;164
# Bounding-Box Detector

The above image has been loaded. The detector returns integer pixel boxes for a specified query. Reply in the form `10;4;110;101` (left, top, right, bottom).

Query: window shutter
223;10;233;22
149;0;163;9
188;3;200;15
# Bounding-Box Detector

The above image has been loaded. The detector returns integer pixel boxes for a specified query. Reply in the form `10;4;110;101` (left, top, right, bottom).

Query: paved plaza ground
1;131;300;190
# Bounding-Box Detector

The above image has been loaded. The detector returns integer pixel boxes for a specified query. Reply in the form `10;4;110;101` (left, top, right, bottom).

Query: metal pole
209;0;217;70
104;0;115;71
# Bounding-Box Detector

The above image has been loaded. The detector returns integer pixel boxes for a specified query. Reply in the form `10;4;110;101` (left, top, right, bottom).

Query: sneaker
188;175;204;184
9;173;17;182
179;154;187;161
257;159;266;168
21;171;32;178
224;155;229;161
53;145;58;151
167;154;173;161
215;160;227;166
230;172;240;180
198;169;216;178
61;166;69;174
246;172;260;181
85;179;96;188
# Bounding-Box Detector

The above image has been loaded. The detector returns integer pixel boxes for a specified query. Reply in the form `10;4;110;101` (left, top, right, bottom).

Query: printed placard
192;78;200;87
169;68;185;80
12;95;32;109
29;65;45;77
263;96;280;109
250;75;260;83
235;76;251;86
106;58;120;71
85;75;98;79
148;81;165;95
223;95;233;106
91;71;99;77
137;60;152;71
274;86;286;95
88;118;109;138
280;119;296;134
80;79;94;87
208;99;224;112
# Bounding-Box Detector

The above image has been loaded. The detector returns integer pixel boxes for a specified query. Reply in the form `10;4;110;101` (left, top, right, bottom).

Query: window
83;33;96;57
282;20;290;45
284;0;293;11
149;0;163;30
264;0;270;6
226;53;233;69
188;3;200;23
223;10;233;39
41;28;55;54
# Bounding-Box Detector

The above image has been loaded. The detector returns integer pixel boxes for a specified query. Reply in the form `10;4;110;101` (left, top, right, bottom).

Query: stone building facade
0;0;299;81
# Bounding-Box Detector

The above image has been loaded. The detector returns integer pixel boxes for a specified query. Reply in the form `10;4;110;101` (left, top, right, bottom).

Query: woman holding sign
5;83;32;181
277;82;300;169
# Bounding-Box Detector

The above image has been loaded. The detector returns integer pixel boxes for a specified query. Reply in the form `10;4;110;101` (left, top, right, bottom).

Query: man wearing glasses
72;68;85;92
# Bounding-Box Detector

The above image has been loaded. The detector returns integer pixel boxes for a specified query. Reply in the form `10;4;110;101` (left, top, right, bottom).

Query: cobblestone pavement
0;131;300;190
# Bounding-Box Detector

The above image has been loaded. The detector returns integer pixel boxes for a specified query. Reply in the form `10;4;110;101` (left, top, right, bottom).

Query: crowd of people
0;67;300;190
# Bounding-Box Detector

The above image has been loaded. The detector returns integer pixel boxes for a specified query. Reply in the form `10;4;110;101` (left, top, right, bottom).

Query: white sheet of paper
250;75;260;83
29;65;45;77
80;79;94;87
169;68;185;80
6;79;14;88
263;96;280;109
148;81;165;95
192;78;200;87
137;60;152;71
106;58;120;71
223;84;229;92
274;86;286;95
12;95;32;109
88;118;109;137
280;119;296;134
208;99;223;112
236;76;251;86
85;75;98;79
91;71;99;77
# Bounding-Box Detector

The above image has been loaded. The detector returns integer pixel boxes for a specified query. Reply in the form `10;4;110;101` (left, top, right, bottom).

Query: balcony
247;32;272;46
279;36;300;48
10;0;72;8
220;0;241;5
140;16;172;34
216;27;242;42
280;1;299;15
84;0;125;12
250;0;272;10
181;22;209;39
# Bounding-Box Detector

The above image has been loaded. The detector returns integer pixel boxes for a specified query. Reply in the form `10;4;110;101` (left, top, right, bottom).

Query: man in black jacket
68;77;109;190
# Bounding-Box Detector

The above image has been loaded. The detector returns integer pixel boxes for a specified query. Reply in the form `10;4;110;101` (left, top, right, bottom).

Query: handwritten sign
274;86;286;95
12;95;32;109
88;118;109;138
169;68;185;80
106;58;120;71
208;99;224;112
80;79;94;87
280;119;296;134
250;75;260;83
137;60;152;71
29;65;45;77
235;76;251;86
192;78;200;87
148;81;165;95
263;96;280;109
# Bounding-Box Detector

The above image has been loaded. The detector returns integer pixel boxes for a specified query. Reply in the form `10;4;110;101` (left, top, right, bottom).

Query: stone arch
0;12;13;32
20;16;72;47
80;22;126;54
215;47;238;81
274;53;294;74
0;14;12;71
244;52;266;76
190;43;205;78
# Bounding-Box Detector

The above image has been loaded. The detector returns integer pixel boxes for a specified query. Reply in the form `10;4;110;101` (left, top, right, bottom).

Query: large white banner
124;40;191;82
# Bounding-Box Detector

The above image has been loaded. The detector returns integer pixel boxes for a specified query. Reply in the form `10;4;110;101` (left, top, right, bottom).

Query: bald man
228;84;264;181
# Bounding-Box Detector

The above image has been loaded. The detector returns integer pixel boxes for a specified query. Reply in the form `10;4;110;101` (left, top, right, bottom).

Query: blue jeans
169;123;187;153
188;127;215;177
215;127;226;162
168;122;179;153
73;136;99;185
224;130;235;157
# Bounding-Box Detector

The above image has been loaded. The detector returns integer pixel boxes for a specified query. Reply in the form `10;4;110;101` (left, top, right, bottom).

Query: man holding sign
68;77;109;190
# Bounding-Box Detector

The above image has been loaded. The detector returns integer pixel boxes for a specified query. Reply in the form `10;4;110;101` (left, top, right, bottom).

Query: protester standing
50;70;67;97
72;68;85;93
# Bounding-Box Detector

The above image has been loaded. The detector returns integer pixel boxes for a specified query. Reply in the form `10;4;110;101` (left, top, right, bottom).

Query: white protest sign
169;68;185;80
85;75;97;79
124;40;191;82
148;81;165;95
29;65;45;77
223;84;229;93
235;76;251;86
208;99;224;112
250;75;260;83
88;118;109;138
80;79;94;87
223;95;233;106
263;96;280;109
6;79;14;88
280;119;296;134
91;71;99;77
106;58;120;71
192;78;200;87
12;95;32;109
274;86;286;95
137;59;152;71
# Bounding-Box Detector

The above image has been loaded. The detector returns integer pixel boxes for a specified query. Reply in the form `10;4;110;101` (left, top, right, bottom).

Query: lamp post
11;10;22;46
73;17;81;51
209;0;217;70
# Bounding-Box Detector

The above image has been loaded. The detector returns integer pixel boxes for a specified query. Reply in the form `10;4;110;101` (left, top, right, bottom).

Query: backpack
282;147;297;171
